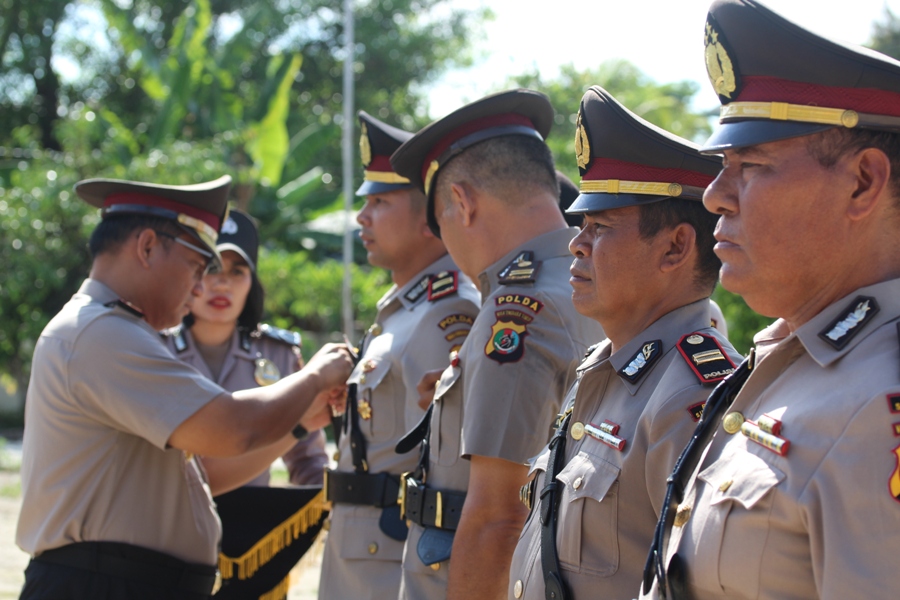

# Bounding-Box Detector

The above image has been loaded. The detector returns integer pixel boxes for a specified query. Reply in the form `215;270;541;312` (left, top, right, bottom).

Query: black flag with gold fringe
214;486;328;600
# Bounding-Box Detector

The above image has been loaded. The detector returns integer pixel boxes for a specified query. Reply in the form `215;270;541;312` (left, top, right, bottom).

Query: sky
424;0;900;117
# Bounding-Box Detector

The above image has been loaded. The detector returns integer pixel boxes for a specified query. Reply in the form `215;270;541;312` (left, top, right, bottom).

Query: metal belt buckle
398;471;411;519
212;569;222;595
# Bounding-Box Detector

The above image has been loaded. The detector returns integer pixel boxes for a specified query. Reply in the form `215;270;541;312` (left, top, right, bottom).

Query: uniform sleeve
399;295;480;428
284;430;328;486
803;389;900;599
68;315;225;450
461;289;581;463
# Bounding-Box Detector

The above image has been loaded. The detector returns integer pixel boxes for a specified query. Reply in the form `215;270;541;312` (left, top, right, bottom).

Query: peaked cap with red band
75;175;231;264
390;89;554;236
567;86;721;215
357;110;415;196
701;0;900;152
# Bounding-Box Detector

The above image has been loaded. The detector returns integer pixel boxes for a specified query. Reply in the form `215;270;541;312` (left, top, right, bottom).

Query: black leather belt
34;541;220;595
324;470;401;508
399;475;466;531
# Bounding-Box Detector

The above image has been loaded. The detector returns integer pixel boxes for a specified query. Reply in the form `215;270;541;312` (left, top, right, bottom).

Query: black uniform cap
390;89;554;236
213;209;264;329
556;171;582;227
567;86;721;215
357;111;415;196
75;175;231;265
701;0;900;152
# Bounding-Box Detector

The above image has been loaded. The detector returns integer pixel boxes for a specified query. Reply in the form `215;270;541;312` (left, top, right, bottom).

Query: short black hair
637;198;721;293
88;214;182;258
807;128;900;208
435;135;559;204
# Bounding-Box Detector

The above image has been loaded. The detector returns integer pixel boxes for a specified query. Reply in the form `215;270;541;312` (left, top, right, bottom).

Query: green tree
870;8;900;58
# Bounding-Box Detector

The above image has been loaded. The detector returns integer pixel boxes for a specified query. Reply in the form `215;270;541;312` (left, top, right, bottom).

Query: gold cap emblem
254;358;281;386
359;122;372;167
704;21;737;100
574;110;591;170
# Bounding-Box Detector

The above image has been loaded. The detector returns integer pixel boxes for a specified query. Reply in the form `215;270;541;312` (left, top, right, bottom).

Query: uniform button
368;542;378;555
723;411;745;434
573;476;583;490
570;422;585;440
514;579;523;598
719;479;733;492
430;563;440;571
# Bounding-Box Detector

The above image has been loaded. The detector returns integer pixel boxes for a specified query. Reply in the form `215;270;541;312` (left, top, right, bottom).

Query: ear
846;147;891;222
134;228;160;269
450;181;477;228
658;223;696;274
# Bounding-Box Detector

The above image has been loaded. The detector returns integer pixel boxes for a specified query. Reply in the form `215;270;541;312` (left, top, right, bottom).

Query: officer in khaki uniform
317;112;479;600
16;177;352;600
642;2;900;598
391;90;604;599
507;86;742;600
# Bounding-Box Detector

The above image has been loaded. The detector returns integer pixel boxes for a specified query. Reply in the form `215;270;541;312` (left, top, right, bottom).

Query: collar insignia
676;332;736;385
428;271;459;302
403;274;430;305
104;299;144;318
498;251;541;285
819;296;879;350
618;340;662;383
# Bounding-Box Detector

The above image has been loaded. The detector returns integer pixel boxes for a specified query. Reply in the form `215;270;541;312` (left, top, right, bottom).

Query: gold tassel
258;572;292;600
218;490;326;581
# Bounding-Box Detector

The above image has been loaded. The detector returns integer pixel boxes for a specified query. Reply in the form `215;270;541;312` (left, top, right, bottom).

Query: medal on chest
254;358;281;386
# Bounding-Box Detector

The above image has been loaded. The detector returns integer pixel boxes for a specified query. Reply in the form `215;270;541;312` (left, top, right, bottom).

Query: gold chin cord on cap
363;170;411;184
579;179;709;200
720;101;862;128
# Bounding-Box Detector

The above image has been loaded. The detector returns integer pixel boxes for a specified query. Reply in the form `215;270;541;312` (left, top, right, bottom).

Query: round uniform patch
254;358;281;386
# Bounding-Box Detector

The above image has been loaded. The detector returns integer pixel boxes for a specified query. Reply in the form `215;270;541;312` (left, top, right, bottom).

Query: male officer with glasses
16;176;353;600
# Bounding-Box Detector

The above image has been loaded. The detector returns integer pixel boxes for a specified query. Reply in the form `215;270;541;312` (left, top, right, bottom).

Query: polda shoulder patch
618;340;662;384
498;251;541;285
676;333;736;385
818;296;879;350
428;271;459;302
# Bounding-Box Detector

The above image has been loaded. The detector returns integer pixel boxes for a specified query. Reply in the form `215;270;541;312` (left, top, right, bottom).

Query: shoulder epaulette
676;332;736;385
428;271;459;302
617;340;662;384
818;295;878;350
403;274;430;304
103;299;143;319
498;251;542;285
258;323;302;348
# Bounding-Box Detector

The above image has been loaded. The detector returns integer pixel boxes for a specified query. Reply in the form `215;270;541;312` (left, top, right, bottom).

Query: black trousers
20;543;215;600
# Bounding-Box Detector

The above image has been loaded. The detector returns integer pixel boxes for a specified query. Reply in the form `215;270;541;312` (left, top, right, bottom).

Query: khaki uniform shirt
319;254;479;600
509;300;741;600
400;228;604;599
163;326;328;487
643;278;900;600
16;280;224;565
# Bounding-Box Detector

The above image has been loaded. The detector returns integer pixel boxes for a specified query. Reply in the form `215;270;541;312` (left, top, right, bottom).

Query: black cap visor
566;192;672;215
700;119;835;153
356;180;415;197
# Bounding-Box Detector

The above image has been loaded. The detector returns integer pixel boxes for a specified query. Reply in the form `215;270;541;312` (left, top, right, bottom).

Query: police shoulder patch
258;323;302;348
484;310;530;364
618;340;662;384
676;333;735;385
498;251;542;285
403;274;430;304
818;296;879;350
428;271;459;302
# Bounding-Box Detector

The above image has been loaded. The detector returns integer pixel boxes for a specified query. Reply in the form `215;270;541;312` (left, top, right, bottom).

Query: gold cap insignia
705;21;737;100
359;122;372;167
254;358;281;386
575;110;591;170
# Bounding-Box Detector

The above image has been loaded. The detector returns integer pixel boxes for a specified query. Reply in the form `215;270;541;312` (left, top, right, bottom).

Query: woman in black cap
164;209;330;599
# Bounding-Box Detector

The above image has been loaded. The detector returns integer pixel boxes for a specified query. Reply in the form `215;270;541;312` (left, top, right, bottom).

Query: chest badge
254;358;281;386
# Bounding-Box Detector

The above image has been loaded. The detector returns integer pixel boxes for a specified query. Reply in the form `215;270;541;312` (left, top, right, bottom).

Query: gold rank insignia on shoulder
498;251;541;285
618;340;662;383
428;271;459;302
254;358;281;386
704;19;738;101
818;296;879;350
676;332;736;385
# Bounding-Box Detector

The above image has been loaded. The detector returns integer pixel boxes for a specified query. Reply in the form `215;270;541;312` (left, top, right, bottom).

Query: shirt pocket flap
348;356;392;392
699;450;785;510
557;452;620;503
527;450;550;478
434;364;461;401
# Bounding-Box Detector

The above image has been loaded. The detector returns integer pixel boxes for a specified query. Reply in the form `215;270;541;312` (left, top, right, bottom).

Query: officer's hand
300;386;346;431
305;343;354;389
416;369;444;410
